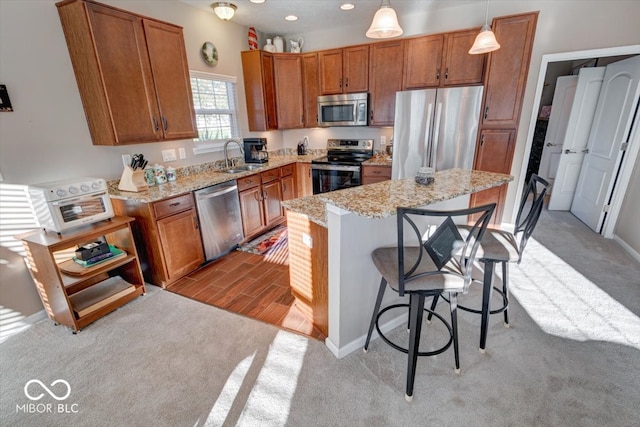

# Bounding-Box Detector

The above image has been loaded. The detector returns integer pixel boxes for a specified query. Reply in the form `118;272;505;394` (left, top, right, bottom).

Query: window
190;71;241;154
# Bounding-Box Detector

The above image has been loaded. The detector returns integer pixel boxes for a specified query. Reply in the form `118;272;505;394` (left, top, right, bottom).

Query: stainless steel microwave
317;92;369;127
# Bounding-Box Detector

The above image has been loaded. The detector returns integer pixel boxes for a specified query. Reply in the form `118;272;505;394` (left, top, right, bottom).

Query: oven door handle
311;164;361;172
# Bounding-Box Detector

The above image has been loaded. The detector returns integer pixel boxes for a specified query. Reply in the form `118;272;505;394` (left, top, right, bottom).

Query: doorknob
564;149;577;154
547;143;560;147
582;149;590;153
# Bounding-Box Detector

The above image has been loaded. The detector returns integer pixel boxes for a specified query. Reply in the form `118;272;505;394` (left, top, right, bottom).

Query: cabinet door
296;163;313;197
85;2;160;144
239;187;265;237
281;175;296;202
143;20;197;140
302;53;319;127
442;29;485;86
482;13;537;128
274;54;304;129
343;45;369;93
403;34;443;89
241;51;278;131
471;129;516;224
318;49;343;95
157;209;204;281
369;40;404;126
263;180;284;227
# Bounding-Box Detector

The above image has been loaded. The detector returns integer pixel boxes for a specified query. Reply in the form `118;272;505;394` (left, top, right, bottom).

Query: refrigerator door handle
424;103;434;168
431;102;443;169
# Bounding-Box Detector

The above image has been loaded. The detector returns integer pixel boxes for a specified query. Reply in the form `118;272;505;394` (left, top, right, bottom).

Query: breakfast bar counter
282;168;513;358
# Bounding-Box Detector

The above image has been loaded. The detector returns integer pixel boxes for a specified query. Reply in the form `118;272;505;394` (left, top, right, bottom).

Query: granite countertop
281;169;513;227
108;154;320;203
363;155;393;167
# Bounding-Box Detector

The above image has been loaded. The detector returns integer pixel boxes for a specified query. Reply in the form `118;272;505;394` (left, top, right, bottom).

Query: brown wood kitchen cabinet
56;0;197;146
280;163;296;207
471;12;538;224
296;163;313;197
238;168;285;241
318;46;369;95
242;50;278;131
403;29;484;90
112;193;204;288
273;54;305;129
17;216;146;332
301;53;320;128
362;164;392;185
369;40;404;126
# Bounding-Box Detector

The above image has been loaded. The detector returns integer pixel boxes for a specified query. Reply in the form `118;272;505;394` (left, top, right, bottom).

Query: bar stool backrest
513;174;550;263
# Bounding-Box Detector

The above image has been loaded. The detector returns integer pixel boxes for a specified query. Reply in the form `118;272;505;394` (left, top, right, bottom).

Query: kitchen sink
224;164;264;174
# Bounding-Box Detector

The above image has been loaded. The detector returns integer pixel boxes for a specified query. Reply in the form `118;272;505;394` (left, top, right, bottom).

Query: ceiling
180;0;480;36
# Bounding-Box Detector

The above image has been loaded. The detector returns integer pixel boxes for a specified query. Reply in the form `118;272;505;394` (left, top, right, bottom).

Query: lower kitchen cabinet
296;163;313;197
17;216;146;332
362;164;391;184
112;193;204;288
280;163;296;205
237;167;287;241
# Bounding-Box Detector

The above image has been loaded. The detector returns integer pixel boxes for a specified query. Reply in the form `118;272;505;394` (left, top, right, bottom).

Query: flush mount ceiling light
469;0;501;54
340;3;355;10
249;0;265;3
366;0;403;39
285;15;298;21
211;2;237;21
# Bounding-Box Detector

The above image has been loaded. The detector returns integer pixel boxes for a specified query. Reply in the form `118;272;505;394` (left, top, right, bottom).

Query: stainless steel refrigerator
391;86;484;179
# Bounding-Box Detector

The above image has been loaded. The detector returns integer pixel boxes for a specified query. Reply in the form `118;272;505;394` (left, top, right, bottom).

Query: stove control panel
327;139;374;150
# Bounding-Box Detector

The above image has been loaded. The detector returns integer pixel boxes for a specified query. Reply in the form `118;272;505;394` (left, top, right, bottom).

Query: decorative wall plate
201;42;218;66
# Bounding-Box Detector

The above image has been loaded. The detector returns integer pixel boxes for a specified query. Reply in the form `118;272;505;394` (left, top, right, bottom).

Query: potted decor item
263;39;276;52
273;36;284;52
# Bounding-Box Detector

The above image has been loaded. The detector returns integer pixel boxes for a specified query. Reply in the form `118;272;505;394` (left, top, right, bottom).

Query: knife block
118;166;148;192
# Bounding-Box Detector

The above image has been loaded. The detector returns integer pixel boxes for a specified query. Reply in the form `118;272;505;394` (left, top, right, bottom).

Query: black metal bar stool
363;203;495;401
429;174;550;352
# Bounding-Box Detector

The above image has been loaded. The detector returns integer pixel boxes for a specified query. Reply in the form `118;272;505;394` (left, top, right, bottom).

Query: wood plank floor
166;250;326;341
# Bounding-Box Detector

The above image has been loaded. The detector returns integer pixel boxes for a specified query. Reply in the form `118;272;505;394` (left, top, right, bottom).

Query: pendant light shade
211;2;237;21
366;0;403;39
469;0;500;54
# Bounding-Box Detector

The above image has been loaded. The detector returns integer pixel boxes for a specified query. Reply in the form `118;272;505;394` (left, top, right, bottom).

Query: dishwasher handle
195;183;238;200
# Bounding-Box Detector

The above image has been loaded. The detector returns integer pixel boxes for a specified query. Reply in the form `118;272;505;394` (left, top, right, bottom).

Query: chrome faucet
224;139;244;168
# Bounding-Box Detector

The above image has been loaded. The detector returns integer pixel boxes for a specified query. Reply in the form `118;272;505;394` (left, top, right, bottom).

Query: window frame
189;70;242;155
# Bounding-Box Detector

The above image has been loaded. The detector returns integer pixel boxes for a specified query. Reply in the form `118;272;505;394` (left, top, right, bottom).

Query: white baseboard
613;234;640;264
325;312;408;359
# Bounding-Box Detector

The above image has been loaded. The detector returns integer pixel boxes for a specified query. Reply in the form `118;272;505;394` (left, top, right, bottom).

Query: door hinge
603;204;611;213
621;142;629;152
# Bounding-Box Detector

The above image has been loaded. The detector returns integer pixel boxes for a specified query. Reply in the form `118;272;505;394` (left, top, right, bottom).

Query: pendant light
211;2;237;21
469;0;500;54
366;0;403;39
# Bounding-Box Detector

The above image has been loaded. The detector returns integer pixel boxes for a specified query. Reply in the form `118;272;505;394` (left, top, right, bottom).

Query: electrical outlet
162;149;177;162
178;147;186;159
122;154;132;167
380;135;387;146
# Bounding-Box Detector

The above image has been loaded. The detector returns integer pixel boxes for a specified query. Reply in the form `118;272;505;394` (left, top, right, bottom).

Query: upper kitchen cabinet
56;0;197;146
301;53;320;128
403;29;484;89
273;54;304;129
369;40;404;127
241;50;278;131
481;12;538;128
318;46;369;95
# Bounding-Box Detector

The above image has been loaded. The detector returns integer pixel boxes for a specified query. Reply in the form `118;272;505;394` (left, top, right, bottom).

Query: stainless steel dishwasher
194;180;244;262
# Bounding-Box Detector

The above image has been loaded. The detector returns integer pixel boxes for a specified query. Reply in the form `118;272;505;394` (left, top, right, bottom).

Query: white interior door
538;76;578;192
548;67;605;210
571;55;640;232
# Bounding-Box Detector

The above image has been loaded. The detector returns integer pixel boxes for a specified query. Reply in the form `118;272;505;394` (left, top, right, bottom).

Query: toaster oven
28;177;114;233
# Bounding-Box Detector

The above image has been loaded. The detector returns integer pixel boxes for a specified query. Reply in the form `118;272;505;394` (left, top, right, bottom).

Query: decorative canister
248;27;258;50
144;166;156;186
263;39;276;52
415;167;435;185
273;36;284;53
166;166;177;182
153;164;167;185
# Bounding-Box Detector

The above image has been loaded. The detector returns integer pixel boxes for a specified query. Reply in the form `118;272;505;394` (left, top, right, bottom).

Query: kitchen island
282;168;513;358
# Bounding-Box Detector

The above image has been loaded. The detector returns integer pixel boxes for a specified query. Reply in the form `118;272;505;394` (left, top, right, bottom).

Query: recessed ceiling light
340;3;355;10
250;0;265;4
285;15;298;21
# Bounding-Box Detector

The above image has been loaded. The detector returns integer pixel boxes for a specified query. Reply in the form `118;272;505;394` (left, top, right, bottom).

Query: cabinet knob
162;117;168;131
445;67;449;80
481;134;485;146
152;117;159;131
484;106;489;120
436;68;440;80
339;78;342;89
345;77;349;88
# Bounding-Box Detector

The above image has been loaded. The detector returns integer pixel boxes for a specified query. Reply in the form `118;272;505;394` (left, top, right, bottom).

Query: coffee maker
243;138;269;164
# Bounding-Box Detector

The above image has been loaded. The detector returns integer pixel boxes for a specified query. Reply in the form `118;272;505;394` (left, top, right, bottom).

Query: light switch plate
178;147;186;159
380;135;386;146
162;149;177;162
